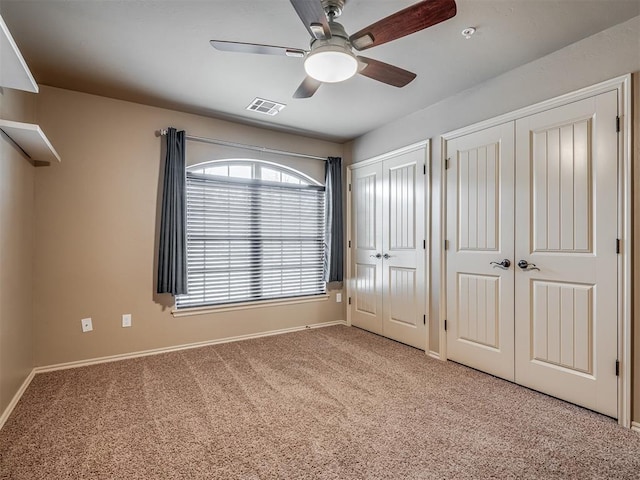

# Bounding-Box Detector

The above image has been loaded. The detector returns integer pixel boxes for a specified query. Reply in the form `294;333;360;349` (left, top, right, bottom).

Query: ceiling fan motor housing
309;21;351;52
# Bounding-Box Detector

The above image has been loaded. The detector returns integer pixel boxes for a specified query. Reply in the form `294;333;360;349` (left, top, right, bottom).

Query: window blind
176;173;326;308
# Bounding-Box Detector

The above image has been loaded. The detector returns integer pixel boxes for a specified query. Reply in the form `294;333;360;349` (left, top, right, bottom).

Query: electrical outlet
122;314;132;328
336;293;342;303
81;318;93;332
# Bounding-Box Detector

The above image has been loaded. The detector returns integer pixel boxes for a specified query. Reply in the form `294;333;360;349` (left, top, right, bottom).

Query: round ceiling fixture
304;44;358;83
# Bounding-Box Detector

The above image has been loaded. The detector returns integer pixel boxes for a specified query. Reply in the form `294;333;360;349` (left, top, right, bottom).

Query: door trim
347;140;430;351
349;139;430;168
440;74;632;427
346;166;352;327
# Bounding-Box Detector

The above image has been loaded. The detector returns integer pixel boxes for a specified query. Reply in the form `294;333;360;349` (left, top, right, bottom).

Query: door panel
388;267;417;325
356;173;378;250
388;163;416;250
531;118;592;253
382;151;426;349
457;273;499;349
446;123;515;381
354;264;378;315
351;164;383;334
530;281;592;373
514;91;618;417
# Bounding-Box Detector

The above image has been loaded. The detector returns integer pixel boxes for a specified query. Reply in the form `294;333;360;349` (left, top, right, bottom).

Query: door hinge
423;164;426;175
445;158;450;170
423;314;426;325
444;239;449;250
615;360;620;376
444;319;448;331
616;238;621;254
348;240;351;248
616;116;620;133
423;239;426;249
348;296;352;305
348;183;352;192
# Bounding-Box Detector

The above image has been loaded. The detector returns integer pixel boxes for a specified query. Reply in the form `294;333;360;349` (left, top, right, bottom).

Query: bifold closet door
351;148;427;350
514;91;619;418
445;123;516;381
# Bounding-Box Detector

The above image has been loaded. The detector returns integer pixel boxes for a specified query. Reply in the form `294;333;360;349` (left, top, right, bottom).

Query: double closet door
350;145;427;350
445;91;619;417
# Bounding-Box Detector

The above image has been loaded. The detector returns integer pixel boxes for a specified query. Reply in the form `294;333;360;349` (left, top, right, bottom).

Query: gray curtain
324;156;343;283
157;127;187;295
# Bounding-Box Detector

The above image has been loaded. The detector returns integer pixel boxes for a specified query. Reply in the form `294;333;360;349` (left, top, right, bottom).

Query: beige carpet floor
1;325;639;479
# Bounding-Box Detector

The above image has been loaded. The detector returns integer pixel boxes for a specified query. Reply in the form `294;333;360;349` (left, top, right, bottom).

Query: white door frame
440;74;632;427
346;140;430;351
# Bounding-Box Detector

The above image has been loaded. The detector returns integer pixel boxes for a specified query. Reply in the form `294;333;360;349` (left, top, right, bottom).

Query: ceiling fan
210;0;457;98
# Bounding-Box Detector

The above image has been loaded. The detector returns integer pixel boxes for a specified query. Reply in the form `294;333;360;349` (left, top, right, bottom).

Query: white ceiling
1;1;638;142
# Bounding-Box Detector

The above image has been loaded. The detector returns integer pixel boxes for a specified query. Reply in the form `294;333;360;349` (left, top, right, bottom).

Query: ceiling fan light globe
304;47;358;83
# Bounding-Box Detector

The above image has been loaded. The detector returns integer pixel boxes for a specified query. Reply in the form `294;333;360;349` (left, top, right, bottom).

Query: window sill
172;294;330;317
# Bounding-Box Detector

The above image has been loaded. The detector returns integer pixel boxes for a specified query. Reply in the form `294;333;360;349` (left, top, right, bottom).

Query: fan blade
350;0;457;51
289;0;331;40
210;40;306;57
357;56;416;87
293;76;322;98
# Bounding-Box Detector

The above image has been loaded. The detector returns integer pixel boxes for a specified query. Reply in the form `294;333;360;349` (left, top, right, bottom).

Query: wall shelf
0;14;38;93
0;15;58;166
0;119;61;165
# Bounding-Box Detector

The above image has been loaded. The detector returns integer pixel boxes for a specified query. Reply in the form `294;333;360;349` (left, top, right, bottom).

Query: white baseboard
428;350;441;361
632;421;640;434
35;320;347;373
0;369;35;431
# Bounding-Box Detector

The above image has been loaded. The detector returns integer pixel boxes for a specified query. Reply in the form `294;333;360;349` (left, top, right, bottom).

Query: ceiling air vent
246;98;286;116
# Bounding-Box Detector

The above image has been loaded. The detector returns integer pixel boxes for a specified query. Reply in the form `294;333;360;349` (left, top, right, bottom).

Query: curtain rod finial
156;129;168;137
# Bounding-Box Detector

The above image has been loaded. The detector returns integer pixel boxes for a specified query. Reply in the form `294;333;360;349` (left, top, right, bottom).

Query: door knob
490;259;511;268
517;260;540;271
370;253;382;259
383;253;393;259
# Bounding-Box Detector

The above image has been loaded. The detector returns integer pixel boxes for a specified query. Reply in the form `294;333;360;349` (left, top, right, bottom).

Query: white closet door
514;91;619;417
351;162;383;335
381;150;426;350
350;145;427;349
446;123;516;381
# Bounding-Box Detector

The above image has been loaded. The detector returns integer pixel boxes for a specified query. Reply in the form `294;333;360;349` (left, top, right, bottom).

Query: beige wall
0;87;36;414
33;86;346;367
351;17;640;420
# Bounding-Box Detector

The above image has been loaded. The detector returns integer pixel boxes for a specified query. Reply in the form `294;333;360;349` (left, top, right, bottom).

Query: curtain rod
157;129;327;162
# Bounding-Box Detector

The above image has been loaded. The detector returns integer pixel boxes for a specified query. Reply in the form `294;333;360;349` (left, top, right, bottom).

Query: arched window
177;159;326;308
188;159;320;186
